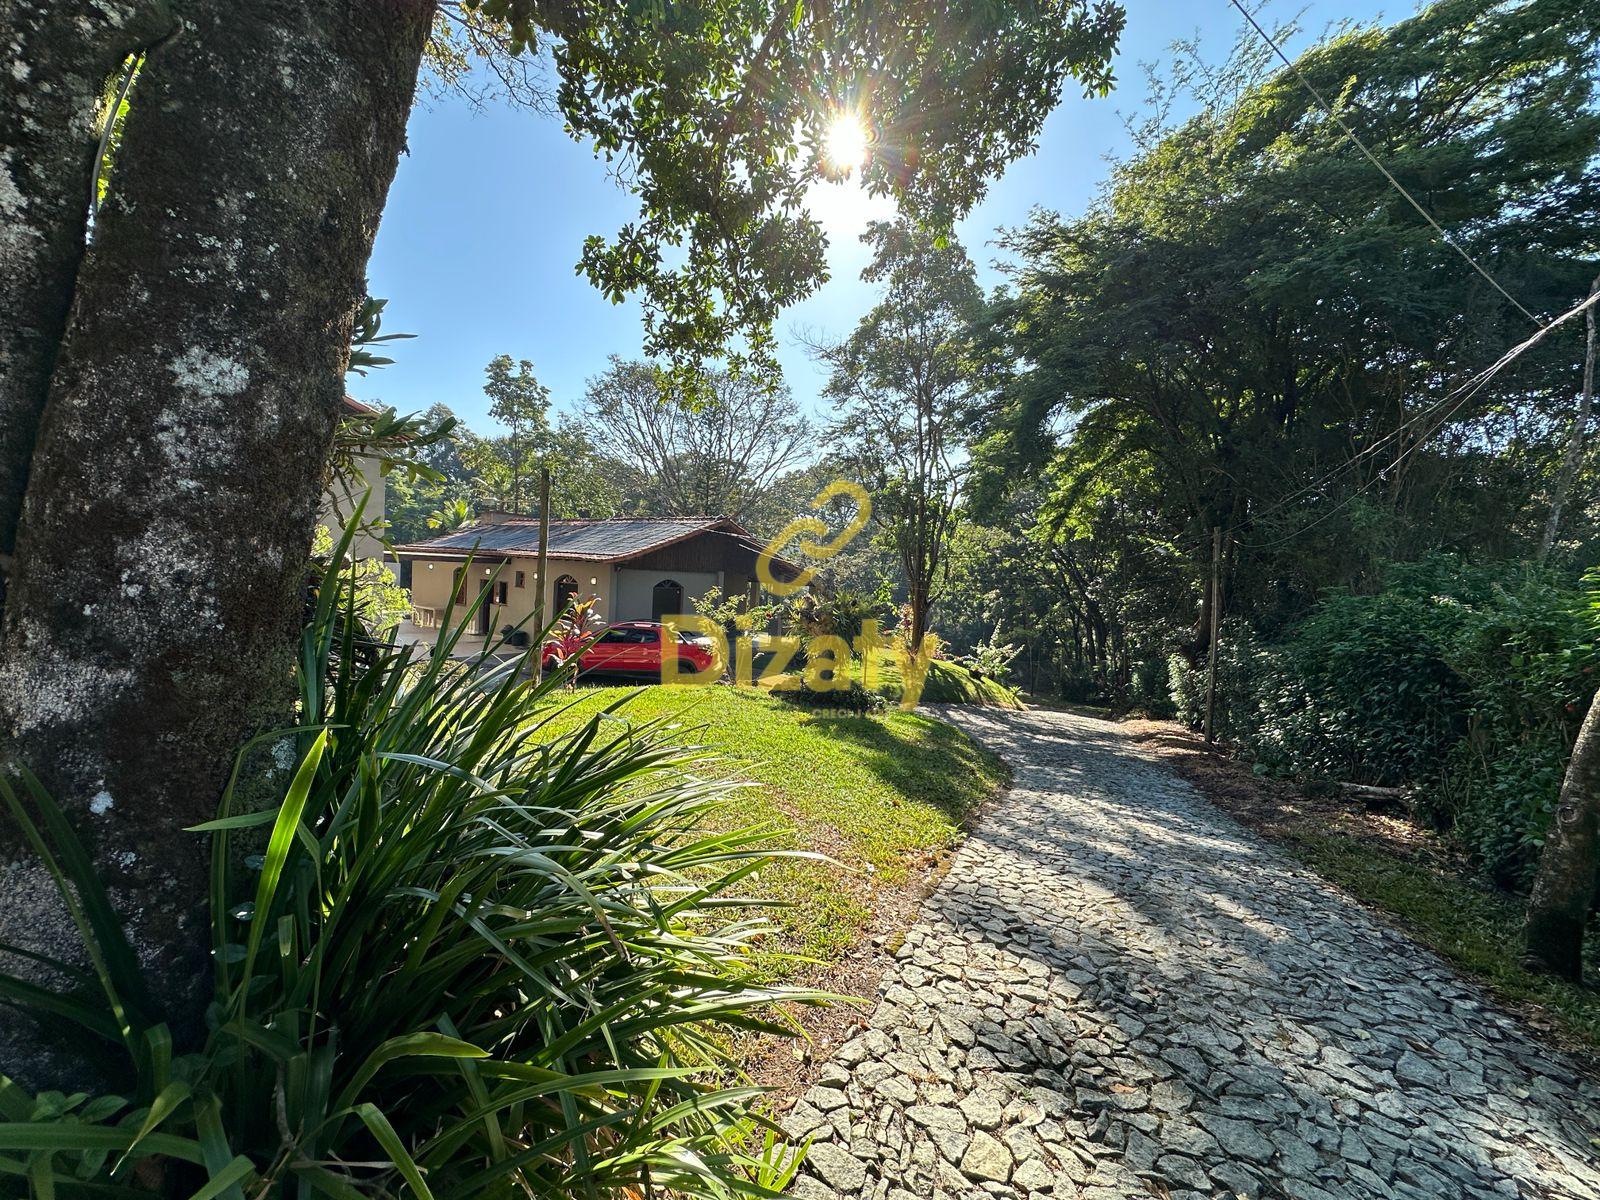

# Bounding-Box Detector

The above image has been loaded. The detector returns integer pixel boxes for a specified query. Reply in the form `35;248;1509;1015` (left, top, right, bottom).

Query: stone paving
785;707;1600;1200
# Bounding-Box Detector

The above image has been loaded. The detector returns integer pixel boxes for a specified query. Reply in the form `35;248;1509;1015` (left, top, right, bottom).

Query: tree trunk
0;1;177;586
1523;692;1600;980
909;575;930;647
0;0;434;1077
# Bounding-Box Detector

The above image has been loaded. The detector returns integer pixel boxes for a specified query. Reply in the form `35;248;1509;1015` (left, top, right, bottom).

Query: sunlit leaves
452;0;1124;376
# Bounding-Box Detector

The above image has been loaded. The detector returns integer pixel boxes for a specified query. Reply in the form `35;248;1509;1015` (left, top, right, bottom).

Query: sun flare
822;111;870;176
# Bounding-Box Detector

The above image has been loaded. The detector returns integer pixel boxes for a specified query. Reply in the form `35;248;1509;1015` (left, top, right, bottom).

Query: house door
554;574;579;618
651;579;684;622
476;585;492;636
453;568;492;636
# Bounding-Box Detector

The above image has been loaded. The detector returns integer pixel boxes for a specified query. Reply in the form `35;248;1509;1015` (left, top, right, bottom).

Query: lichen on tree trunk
0;1;176;581
1523;692;1600;981
0;0;435;1081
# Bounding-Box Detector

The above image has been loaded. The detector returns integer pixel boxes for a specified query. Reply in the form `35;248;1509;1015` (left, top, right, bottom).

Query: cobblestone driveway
785;707;1600;1200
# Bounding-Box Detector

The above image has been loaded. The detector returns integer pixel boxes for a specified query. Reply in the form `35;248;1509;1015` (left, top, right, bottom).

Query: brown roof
397;515;754;564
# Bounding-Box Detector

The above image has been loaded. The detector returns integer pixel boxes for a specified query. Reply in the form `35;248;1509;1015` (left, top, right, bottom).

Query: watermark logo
662;479;940;709
756;479;873;596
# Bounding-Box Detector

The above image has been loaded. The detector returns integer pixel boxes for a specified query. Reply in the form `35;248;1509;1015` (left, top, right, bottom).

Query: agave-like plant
0;529;821;1198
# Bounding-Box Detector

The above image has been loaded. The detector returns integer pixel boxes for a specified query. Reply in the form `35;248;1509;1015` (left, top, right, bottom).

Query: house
318;396;387;561
396;514;799;638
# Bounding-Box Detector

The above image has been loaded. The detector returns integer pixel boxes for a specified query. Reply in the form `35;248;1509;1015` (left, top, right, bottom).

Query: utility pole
534;466;550;681
1204;525;1223;746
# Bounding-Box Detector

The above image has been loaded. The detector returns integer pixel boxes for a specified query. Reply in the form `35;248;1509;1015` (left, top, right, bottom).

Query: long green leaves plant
0;526;821;1198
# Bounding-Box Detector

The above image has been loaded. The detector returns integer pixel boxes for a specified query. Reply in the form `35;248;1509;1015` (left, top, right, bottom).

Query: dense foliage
0;576;820;1197
930;0;1600;944
967;0;1600;694
1171;559;1600;887
820;221;982;647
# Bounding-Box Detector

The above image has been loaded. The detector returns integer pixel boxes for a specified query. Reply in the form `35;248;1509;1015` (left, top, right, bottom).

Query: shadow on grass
803;711;1010;826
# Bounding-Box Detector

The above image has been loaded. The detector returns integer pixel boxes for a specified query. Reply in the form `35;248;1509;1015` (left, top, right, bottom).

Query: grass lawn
1127;718;1600;1053
530;683;1011;971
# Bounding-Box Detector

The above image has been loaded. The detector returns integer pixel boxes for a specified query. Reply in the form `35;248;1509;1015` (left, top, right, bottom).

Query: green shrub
1057;672;1102;704
0;569;819;1197
785;588;887;642
1130;655;1174;718
1432;568;1600;886
956;635;1022;683
1168;622;1292;751
777;679;888;714
1172;557;1600;889
1277;590;1469;784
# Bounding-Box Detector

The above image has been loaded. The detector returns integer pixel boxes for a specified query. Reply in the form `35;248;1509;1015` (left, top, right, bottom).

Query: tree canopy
974;0;1600;658
442;0;1125;374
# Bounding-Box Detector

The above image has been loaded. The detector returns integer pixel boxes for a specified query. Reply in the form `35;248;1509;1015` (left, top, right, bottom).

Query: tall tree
821;221;980;645
481;354;551;513
0;0;1124;1073
583;357;812;520
977;0;1600;651
0;1;435;1069
0;1;176;574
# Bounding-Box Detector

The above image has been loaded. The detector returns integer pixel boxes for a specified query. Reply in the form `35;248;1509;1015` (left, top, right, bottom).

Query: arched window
651;578;684;622
554;574;579;613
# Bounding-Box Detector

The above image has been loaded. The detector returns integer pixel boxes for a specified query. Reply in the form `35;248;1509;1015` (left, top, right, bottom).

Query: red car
541;621;718;679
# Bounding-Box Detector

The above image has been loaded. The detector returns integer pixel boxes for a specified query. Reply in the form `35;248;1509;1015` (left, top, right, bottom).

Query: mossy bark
1523;693;1600;980
0;1;176;579
0;0;434;1081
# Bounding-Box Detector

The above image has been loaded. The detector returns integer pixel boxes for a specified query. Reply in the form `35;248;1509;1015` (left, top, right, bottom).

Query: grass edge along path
530;684;1012;970
1125;716;1600;1056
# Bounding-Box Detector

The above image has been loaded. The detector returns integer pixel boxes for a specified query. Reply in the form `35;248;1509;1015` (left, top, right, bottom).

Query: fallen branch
1337;782;1409;807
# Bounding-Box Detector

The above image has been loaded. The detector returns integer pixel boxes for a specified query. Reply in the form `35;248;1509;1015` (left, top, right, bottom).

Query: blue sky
351;0;1396;431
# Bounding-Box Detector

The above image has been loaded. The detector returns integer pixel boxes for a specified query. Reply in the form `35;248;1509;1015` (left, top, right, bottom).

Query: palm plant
0;541;820;1198
425;498;471;533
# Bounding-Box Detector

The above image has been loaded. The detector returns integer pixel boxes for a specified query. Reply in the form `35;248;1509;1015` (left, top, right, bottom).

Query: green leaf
182;1155;255;1200
0;772;154;1047
184;811;280;833
337;1034;487;1110
235;729;328;998
113;1080;190;1172
290;1164;370;1200
355;1104;433;1200
0;1124;205;1165
0;973;122;1042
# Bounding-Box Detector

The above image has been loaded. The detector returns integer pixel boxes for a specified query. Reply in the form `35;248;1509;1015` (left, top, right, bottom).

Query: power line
1235;287;1600;549
1057;5;1592;564
1226;0;1542;328
1134;286;1600;562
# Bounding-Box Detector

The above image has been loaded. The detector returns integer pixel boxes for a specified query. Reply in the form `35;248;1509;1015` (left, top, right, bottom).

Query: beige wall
406;556;616;635
319;454;386;561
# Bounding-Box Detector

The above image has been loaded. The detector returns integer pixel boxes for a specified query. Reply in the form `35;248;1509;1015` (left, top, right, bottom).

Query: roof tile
397;516;744;562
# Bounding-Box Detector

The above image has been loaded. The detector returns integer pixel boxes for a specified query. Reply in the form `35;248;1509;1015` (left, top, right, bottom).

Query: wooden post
1203;525;1222;745
534;466;550;681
